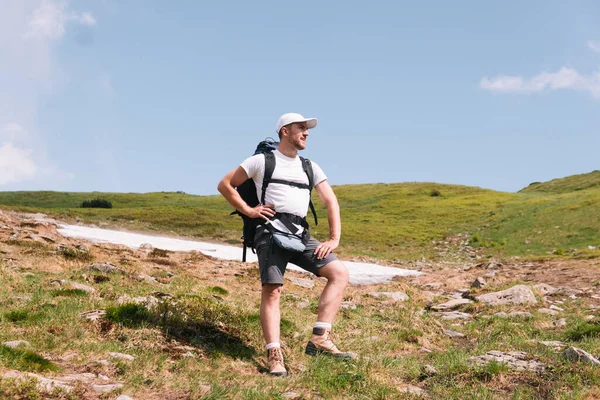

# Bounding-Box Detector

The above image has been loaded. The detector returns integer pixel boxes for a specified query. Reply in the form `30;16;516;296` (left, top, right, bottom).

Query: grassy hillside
520;170;600;194
2;172;600;261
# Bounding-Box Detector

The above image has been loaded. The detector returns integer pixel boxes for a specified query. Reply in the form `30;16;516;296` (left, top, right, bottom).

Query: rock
369;292;409;302
86;262;123;274
139;243;153;250
554;318;567;327
285;276;314;289
469;351;545;371
138;274;158;283
2;370;73;392
340;301;357;310
532;283;559;296
476;285;537;305
71;282;96;293
471;277;487;288
589;246;597;250
562;347;600;365
538;308;559;316
296;301;310;309
281;392;302;399
116;396;135;400
509;311;534;319
431;298;472;311
11;296;32;302
109;352;135;361
397;384;428;397
92;383;124;393
444;329;465;338
3;340;30;349
422;364;438;376
549;305;564;311
79;310;106;321
182;351;195;358
422;283;442;290
539;341;566;350
435;311;472;321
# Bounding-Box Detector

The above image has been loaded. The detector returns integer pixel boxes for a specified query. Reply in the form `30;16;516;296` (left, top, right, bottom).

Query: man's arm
313;180;341;259
217;166;275;220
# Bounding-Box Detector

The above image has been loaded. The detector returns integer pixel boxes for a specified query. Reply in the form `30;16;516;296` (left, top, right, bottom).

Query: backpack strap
300;156;318;226
260;151;276;205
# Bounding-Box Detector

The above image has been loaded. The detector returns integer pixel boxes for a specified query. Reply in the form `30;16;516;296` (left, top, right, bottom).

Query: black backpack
232;137;318;261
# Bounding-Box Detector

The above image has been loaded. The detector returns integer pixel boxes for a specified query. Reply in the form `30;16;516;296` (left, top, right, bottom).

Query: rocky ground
1;209;600;399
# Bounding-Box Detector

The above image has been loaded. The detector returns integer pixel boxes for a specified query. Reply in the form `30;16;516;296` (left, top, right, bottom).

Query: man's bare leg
261;284;283;344
305;260;356;358
261;284;287;375
316;260;349;323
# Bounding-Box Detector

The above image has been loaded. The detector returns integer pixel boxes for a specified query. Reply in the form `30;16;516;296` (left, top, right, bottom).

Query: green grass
1;171;600;261
0;345;58;372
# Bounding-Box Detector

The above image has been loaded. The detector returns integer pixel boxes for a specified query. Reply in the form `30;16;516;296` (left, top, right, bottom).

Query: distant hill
520;170;600;194
1;175;600;260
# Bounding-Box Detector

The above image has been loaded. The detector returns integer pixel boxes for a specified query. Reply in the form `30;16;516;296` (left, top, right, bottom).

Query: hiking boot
305;327;358;359
267;347;287;376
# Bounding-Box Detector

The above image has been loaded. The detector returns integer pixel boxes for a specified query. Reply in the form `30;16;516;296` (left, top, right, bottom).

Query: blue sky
1;0;599;195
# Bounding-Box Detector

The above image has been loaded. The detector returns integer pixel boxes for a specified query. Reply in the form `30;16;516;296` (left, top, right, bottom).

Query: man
217;113;353;376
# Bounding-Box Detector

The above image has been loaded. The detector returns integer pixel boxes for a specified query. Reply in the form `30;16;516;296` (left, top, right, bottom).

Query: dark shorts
254;226;339;286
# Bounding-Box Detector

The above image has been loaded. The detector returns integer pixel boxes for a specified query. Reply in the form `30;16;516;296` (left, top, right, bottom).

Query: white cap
275;113;318;134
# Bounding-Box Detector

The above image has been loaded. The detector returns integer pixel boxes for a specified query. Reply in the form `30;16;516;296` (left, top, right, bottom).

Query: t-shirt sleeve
310;161;328;186
240;154;264;179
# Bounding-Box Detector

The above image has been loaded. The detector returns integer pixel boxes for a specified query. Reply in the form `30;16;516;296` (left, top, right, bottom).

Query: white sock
314;322;332;330
266;342;280;350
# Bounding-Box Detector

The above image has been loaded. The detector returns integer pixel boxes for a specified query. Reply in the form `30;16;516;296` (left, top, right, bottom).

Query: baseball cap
275;113;318;134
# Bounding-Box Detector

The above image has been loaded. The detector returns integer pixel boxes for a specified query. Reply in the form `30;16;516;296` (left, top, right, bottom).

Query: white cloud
480;67;600;98
0;0;96;188
26;0;97;39
589;41;600;53
0;142;38;185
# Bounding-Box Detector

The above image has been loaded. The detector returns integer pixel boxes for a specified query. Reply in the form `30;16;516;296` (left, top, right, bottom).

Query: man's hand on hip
246;204;276;220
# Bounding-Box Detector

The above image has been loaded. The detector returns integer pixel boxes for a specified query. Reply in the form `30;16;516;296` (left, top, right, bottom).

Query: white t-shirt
240;149;327;219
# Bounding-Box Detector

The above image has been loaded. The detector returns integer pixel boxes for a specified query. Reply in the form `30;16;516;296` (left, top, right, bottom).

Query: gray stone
139;243;153;250
281;392;302;399
471;277;487;288
476;285;537;306
92;383;124;393
435;311;472;321
554;318;567;327
86;262;123;274
422;364;438;376
79;309;106;321
3;340;30;349
422;282;442;290
2;371;73;393
532;283;558;296
340;301;357;310
444;329;465;338
539;341;566;350
431;298;472;311
562;347;600;365
549;304;564;311
71;281;96;293
285;276;314;289
469;351;545;371
397;384;427;396
138;274;158;283
109;352;135;361
11;296;32;302
538;308;559;316
116;396;135;400
509;311;534;319
369;292;409;302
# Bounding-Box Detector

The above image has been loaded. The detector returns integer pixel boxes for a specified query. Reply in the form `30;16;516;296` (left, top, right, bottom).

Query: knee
262;284;282;304
325;261;349;286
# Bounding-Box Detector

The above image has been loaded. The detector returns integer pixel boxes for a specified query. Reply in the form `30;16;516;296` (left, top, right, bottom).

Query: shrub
430;189;441;197
81;198;112;209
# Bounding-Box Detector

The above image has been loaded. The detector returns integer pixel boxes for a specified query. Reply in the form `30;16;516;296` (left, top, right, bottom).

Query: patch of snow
57;224;421;285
